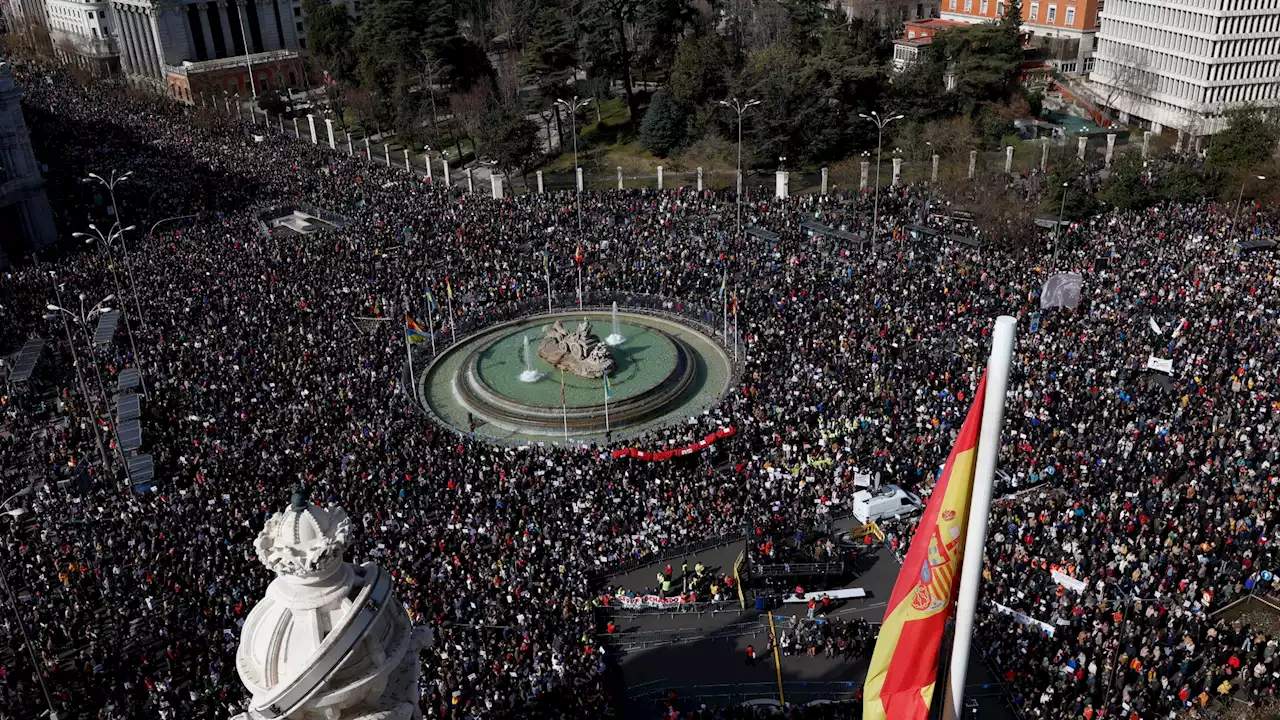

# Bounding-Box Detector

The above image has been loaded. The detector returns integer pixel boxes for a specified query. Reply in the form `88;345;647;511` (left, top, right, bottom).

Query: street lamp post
47;295;130;485
42;278;109;472
554;96;593;234
1054;181;1068;267
859;110;905;254
1231;174;1267;245
86;172;148;330
0;493;59;720
75;224;146;398
717;98;760;237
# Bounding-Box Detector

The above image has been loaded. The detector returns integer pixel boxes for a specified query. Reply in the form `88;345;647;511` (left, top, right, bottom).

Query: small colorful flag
425;290;436;312
720;272;727;298
446;277;453;300
575;245;584;266
603;372;611;398
543;250;550;275
405;315;428;344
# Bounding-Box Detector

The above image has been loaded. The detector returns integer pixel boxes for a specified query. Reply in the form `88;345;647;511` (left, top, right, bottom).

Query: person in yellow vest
660;576;672;598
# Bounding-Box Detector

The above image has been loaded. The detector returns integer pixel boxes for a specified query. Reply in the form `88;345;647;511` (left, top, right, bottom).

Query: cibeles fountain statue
539;318;615;378
231;490;432;720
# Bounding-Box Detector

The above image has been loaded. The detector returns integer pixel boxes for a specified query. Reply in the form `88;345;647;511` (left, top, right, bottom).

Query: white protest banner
1149;318;1163;335
854;472;872;488
992;602;1056;636
1146;355;1174;374
1051;570;1087;594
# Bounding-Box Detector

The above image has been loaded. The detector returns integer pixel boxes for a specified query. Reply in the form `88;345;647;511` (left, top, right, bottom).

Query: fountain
605;301;627;346
518;335;543;383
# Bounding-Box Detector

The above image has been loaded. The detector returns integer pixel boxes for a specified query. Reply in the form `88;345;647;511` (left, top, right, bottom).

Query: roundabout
417;308;735;445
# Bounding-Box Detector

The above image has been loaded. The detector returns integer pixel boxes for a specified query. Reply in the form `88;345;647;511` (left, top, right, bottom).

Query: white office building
1089;0;1280;135
46;0;119;72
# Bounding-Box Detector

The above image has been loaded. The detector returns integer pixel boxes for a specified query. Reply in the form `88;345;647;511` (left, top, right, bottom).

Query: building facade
108;0;301;91
834;0;941;24
0;62;56;267
940;0;1101;74
893;17;967;71
46;0;119;74
1088;0;1280;135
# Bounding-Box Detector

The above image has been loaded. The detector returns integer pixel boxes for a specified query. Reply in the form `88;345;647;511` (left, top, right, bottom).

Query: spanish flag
405;315;427;344
863;371;987;720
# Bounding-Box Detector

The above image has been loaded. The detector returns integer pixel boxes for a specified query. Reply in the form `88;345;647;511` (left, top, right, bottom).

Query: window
1065;6;1074;24
1047;5;1056;22
1083;56;1095;73
981;0;988;13
299;37;307;49
293;6;301;15
1030;2;1038;19
997;1;1005;15
296;21;304;32
964;0;972;11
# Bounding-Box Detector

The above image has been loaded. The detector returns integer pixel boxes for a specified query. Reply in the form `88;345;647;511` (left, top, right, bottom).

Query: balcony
164;49;299;78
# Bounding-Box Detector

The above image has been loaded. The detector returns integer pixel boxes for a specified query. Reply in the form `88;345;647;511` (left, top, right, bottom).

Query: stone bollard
364;136;371;159
576;167;584;193
466;167;474;192
657;166;664;190
821;167;829;196
1077;136;1087;161
536;170;544;194
307;114;317;144
860;161;870;190
346;133;353;155
617;167;624;190
225;96;231;113
774;170;789;199
931;154;939;183
891;157;902;187
424;154;433;181
292;117;299;139
1105;133;1116;167
1040;138;1049;173
278;116;284;133
325;118;335;149
697;167;704;192
968;150;977;179
384;144;391;167
1004;145;1013;173
491;174;504;199
442;160;451;186
404;149;410;173
1142;130;1151;159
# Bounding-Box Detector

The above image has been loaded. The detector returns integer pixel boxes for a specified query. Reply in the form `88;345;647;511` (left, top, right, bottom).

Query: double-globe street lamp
716;97;760;237
554;96;594;234
74;224;146;398
859;110;904;255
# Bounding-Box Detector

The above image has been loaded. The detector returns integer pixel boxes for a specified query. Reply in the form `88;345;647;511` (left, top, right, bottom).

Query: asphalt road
602;529;1022;720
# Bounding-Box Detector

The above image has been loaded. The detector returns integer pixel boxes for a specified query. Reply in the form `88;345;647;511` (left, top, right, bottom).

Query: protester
2;63;1279;720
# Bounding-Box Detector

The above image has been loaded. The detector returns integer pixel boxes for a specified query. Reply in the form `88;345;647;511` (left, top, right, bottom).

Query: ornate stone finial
253;492;352;581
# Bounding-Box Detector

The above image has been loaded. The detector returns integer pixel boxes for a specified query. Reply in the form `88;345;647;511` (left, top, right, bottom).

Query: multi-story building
940;0;1102;74
1089;0;1280;135
893;18;968;71
46;0;119;74
107;0;303;103
0;62;56;267
833;0;941;24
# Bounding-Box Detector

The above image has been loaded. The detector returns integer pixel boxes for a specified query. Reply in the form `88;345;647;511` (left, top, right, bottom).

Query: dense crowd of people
2;61;1280;720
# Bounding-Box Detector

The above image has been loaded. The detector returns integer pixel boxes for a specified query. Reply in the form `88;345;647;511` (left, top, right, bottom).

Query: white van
852;484;922;524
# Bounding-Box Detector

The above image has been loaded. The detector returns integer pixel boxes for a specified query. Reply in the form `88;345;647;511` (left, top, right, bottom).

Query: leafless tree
1096;43;1155;120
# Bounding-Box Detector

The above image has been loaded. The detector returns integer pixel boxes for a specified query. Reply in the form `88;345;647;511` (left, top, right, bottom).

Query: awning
745;226;781;243
1237;238;1277;253
117;368;141;391
8;338;47;383
799;219;868;247
116;393;141;422
92;310;120;346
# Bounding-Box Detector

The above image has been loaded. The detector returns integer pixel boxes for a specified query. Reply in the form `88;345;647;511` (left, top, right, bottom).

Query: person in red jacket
745;644;756;666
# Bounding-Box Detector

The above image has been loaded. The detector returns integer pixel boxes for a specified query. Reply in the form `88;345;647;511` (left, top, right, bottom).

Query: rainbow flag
863;371;987;720
603;372;611;398
405;315;428;344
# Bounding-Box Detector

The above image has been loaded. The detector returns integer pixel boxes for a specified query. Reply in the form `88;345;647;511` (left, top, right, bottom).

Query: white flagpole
546;255;554;315
446;283;456;337
426;295;437;357
560;370;569;442
732;287;739;364
722;269;728;343
603;377;610;436
577;263;583;309
403;297;415;395
943;315;1017;720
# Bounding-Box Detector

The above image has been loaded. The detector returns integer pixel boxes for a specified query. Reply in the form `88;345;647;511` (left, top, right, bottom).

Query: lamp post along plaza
43;278;109;472
1231;175;1267;244
858;110;904;254
554;96;593;234
86;172;148;330
74;224;147;398
717;98;760;237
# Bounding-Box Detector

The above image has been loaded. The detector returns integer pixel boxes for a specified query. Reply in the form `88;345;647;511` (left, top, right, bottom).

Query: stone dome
234;491;429;720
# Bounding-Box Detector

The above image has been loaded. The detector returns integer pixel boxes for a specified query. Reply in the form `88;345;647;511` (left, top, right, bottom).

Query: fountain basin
418;311;733;444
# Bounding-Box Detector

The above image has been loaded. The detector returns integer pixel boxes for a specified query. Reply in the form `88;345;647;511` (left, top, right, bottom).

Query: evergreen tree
1001;0;1023;29
639;89;687;157
301;0;356;83
1208;104;1280;174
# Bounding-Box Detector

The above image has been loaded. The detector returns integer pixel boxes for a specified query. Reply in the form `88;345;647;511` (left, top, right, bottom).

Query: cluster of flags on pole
404;315;427;344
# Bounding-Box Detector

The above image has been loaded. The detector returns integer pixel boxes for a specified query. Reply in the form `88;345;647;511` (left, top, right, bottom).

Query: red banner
611;427;736;461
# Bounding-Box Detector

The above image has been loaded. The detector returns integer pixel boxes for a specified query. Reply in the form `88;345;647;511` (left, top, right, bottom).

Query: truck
851;484;922;524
